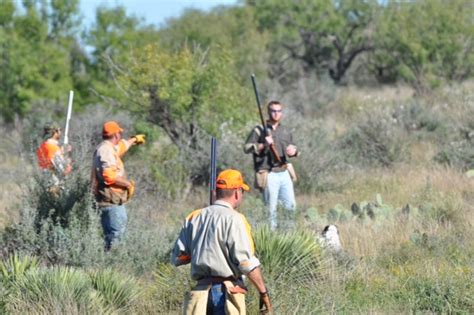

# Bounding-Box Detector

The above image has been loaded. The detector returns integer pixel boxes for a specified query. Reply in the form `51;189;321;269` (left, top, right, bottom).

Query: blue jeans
100;205;127;250
264;170;296;229
206;283;226;314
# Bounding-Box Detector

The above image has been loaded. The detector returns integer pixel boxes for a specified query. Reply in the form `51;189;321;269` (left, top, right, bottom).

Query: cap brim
242;183;250;191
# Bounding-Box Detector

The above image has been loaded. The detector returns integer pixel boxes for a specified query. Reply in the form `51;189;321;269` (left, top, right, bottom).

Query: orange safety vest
36;139;61;170
92;139;130;206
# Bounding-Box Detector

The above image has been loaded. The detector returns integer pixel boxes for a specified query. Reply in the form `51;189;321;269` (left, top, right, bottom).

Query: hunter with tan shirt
91;121;145;250
172;169;272;314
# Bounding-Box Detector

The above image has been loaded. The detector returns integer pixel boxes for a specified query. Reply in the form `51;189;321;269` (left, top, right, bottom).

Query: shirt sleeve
117;139;131;157
244;126;264;154
226;213;260;275
171;225;191;266
171;209;201;266
288;131;299;157
99;147;118;185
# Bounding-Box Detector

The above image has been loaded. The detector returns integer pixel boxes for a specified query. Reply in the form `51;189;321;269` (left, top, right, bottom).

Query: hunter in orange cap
172;168;272;314
102;121;124;137
92;121;146;251
216;169;250;191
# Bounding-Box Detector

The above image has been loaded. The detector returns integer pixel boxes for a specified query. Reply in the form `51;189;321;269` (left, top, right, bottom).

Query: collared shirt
171;200;260;280
244;122;297;171
36;138;68;175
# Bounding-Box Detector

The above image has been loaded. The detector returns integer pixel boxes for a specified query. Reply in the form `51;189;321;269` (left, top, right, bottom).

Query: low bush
339;106;409;167
89;268;141;312
4;266;101;314
434;100;474;170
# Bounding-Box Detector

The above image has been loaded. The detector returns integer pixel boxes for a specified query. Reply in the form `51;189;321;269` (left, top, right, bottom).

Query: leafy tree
48;0;81;42
111;44;253;150
373;0;474;91
247;0;378;84
159;6;269;83
0;3;72;122
85;5;159;99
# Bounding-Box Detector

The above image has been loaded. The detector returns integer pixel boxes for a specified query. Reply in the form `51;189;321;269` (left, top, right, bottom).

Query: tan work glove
127;180;135;201
259;292;273;314
132;134;146;145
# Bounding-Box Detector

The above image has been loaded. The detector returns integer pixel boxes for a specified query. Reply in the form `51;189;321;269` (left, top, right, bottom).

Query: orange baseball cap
216;169;250;191
102;121;124;136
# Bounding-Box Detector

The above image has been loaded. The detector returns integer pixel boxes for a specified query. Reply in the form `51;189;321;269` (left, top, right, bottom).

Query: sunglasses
269;109;282;113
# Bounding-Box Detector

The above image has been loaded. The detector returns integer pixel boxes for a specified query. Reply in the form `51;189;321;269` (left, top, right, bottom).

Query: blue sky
80;0;239;27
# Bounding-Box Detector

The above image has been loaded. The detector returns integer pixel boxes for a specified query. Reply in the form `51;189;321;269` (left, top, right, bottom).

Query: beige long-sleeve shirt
91;139;131;206
172;200;260;280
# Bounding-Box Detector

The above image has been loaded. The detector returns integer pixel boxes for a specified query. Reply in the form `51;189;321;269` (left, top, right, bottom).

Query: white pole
64;90;74;145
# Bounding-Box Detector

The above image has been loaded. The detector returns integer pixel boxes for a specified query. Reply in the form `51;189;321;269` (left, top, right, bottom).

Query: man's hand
61;144;72;154
127;180;135;200
286;144;297;157
259;292;273;314
132;134;146;145
265;135;274;146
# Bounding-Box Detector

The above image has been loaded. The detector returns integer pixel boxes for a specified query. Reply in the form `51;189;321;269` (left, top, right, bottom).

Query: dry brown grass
297;163;473;258
299;164;473;212
0;127;30;229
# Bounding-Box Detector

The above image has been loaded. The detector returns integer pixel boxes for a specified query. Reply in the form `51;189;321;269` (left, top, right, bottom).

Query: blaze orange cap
102;121;124;136
216;169;250;191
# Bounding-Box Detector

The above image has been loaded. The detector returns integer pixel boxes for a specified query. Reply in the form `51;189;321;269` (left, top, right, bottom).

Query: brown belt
197;276;236;285
271;164;287;173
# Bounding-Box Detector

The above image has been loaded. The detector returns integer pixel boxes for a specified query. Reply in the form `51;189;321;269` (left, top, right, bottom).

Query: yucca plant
89;268;141;312
251;226;345;313
5;266;102;314
254;225;325;282
151;263;192;312
0;254;39;283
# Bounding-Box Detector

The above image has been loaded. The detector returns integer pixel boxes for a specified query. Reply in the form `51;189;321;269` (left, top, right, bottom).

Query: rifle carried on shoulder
209;137;217;205
250;74;281;163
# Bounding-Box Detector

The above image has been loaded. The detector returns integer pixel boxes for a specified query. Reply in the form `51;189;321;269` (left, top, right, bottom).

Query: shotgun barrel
250;74;281;163
209;137;217;205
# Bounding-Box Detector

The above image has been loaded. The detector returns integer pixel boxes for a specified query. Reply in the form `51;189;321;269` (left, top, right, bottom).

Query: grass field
0;83;472;313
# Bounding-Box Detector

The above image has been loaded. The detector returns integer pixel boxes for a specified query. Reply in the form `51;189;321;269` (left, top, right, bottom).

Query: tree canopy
0;0;472;123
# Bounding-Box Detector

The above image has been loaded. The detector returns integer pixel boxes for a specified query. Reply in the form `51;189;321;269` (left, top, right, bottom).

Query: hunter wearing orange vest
36;122;72;192
91;121;145;250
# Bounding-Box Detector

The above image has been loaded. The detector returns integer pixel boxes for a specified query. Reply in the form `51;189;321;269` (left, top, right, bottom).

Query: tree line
0;0;472;128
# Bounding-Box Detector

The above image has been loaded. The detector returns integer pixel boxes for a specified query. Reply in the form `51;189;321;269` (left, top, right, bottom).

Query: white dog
319;224;342;252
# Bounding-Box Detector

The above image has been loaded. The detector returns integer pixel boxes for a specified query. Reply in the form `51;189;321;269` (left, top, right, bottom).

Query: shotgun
250;74;281;163
63;90;74;145
209;137;217;205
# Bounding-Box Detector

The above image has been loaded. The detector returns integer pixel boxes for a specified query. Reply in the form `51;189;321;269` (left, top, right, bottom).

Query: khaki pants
183;281;246;315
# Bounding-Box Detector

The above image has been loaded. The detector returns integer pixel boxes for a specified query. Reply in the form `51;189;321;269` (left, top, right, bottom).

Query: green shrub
251;226;346;313
253;225;324;282
291;117;350;194
339;106;408;167
151;263;192;312
5;266;102;314
0;254;39;284
89;268;141;312
392;101;443;133
435;140;474;171
434;100;474;170
395;274;473;314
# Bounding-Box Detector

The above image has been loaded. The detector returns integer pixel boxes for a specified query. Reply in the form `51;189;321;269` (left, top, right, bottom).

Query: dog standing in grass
319;224;343;252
